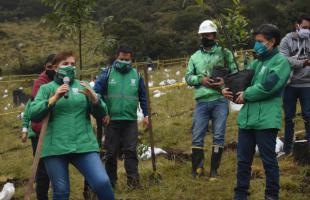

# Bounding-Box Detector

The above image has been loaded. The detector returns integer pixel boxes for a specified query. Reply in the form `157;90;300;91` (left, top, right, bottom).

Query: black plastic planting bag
211;66;229;82
224;69;255;101
293;140;310;165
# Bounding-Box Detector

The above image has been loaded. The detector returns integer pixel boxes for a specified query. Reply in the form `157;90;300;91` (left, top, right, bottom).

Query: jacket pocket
246;102;260;127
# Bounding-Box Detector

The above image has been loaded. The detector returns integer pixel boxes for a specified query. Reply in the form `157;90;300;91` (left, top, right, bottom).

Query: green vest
107;67;139;120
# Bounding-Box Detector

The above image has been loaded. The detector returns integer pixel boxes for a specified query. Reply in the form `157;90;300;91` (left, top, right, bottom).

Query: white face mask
297;28;310;39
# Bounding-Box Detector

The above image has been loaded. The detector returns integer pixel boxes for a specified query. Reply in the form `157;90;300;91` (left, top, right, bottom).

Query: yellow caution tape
149;83;187;91
0;110;22;116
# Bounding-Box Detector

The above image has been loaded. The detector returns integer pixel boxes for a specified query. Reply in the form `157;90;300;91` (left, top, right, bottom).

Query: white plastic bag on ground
167;79;176;85
159;81;167;86
148;81;154;87
153;90;166;98
0;183;15;200
275;137;284;153
230;101;243;112
139;147;167;160
137;107;144;123
255;137;283;155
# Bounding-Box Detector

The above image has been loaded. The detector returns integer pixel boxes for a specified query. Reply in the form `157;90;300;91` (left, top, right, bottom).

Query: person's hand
102;115;110;126
201;77;214;87
235;92;245;104
222;88;233;101
143;116;149;127
55;84;69;98
210;77;224;88
21;132;28;143
48;84;69;106
79;81;98;104
303;59;310;67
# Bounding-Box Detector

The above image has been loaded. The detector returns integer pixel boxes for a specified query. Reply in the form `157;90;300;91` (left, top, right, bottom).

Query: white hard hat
198;20;217;34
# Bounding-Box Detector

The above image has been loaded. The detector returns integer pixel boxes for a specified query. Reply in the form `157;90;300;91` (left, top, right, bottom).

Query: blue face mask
254;41;269;57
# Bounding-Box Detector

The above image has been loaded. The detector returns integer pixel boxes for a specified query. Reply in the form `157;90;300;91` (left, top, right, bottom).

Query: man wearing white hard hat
185;20;237;179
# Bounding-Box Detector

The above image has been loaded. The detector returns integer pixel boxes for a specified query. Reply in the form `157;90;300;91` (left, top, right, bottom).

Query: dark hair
52;51;76;66
253;24;281;47
116;44;133;57
44;54;56;65
297;14;310;24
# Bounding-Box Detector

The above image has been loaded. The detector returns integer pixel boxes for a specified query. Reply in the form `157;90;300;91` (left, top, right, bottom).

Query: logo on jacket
131;79;136;86
109;79;117;85
72;88;79;94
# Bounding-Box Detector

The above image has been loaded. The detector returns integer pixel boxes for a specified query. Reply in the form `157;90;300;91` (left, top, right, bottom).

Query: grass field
0;64;309;200
0;20;309;200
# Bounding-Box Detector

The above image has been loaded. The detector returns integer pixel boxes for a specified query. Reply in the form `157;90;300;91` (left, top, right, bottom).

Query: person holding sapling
222;24;291;200
185;19;237;179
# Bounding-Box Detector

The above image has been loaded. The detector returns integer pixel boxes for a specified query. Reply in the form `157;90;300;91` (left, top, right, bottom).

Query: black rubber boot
127;178;142;190
210;146;223;179
191;148;204;177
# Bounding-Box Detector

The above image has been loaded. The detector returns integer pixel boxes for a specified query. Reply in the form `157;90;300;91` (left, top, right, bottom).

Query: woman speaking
30;51;114;200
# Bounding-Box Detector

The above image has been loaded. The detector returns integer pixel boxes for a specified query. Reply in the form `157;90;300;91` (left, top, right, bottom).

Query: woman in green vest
30;51;114;200
222;24;291;200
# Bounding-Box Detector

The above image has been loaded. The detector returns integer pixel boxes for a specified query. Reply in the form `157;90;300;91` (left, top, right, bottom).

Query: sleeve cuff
22;127;28;133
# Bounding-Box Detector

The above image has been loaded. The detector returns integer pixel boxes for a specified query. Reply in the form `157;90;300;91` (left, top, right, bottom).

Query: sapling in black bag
211;47;254;102
211;47;230;82
224;69;255;101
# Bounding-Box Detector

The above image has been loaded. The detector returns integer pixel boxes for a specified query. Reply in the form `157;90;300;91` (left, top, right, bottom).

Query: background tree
41;0;97;77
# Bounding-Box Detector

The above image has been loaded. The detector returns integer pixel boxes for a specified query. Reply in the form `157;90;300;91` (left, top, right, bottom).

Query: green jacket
22;100;36;138
185;45;237;102
237;49;291;129
30;80;107;158
107;67;139;120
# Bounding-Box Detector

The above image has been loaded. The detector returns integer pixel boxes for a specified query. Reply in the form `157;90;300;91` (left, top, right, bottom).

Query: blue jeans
44;152;114;200
192;98;229;148
234;129;279;200
283;86;310;153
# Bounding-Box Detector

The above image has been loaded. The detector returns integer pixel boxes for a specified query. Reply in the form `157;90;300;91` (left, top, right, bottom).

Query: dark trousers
283;86;310;153
104;120;139;185
234;129;279;200
31;137;50;200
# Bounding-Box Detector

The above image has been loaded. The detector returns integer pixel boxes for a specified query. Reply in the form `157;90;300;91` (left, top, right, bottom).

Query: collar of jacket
258;47;279;61
200;44;219;54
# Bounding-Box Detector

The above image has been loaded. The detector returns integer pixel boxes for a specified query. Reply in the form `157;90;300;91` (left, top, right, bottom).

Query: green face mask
114;60;132;73
55;66;76;82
